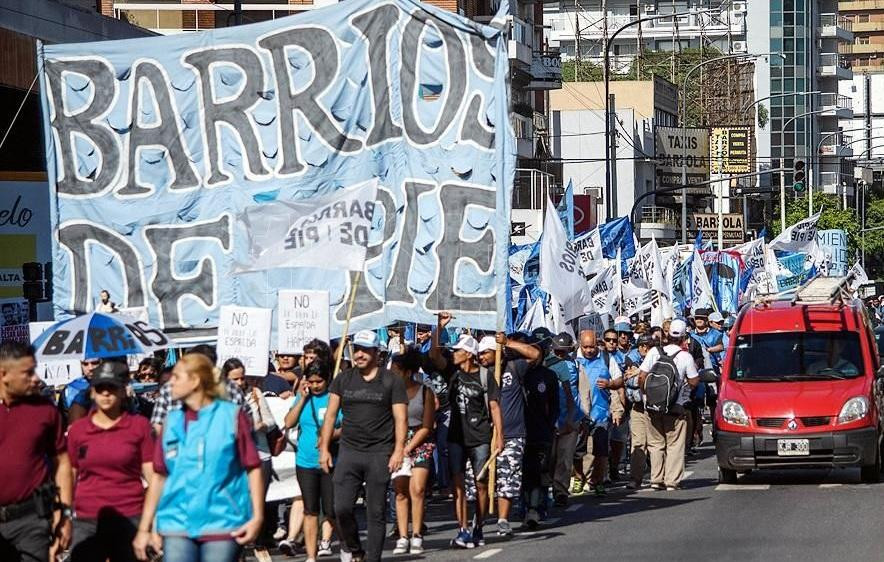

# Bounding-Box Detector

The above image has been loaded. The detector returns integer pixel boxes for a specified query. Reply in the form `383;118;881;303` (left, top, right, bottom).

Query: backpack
644;347;682;415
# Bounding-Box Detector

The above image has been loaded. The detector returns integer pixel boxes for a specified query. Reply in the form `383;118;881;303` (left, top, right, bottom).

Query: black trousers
70;512;139;562
333;447;390;562
0;510;51;562
297;466;335;519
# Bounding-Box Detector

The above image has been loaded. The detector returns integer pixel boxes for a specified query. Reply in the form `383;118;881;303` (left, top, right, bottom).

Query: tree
561;60;603;82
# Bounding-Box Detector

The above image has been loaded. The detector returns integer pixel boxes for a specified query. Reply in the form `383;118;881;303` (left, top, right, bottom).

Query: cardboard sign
29;322;81;387
277;290;329;355
217;306;271;376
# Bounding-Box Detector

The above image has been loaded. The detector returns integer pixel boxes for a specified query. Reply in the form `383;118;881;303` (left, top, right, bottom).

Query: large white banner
770;211;821;254
217;306;272;376
690;250;715;310
237;180;378;273
539;198;590;321
277;290;330;355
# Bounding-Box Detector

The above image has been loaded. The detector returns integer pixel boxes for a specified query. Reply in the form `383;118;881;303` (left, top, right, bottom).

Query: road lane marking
819;483;843;488
715;484;770;491
567;504;582;512
474;548;502;559
684;471;694;479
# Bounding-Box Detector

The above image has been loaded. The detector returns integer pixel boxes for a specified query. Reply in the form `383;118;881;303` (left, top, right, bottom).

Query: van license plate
777;439;810;456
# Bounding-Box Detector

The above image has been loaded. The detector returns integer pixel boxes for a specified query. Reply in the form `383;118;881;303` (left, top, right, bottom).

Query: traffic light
21;262;51;301
793;160;806;192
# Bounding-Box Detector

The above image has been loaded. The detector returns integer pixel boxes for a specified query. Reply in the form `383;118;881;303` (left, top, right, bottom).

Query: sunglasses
603;338;617;343
93;383;120;393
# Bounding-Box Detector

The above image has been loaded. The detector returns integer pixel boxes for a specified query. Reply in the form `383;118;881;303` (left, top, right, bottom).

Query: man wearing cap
545;333;580;507
624;335;654;489
691;308;725;367
320;330;408;562
477;333;539;536
611;320;636;481
0;342;73;561
638;320;699;490
429;320;502;550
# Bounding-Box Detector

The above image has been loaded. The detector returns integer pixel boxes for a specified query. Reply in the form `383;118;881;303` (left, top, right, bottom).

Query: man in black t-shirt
320;330;407;562
429;314;502;550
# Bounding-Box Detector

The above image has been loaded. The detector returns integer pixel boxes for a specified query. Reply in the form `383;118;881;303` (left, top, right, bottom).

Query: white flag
732;237;766;273
572;227;604;276
770;211;822;254
690;250;715;310
587;265;618;318
236;179;378;273
518;298;552;333
848;261;869;291
539;196;590;320
641;238;667;294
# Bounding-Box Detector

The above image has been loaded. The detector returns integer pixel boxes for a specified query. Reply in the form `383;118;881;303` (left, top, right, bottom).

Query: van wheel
718;467;737;484
860;444;881;483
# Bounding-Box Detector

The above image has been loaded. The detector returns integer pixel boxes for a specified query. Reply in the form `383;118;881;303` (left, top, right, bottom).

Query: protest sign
816;229;848;277
39;0;514;337
277;290;330;355
0;298;29;343
28;321;82;386
217;306;271;376
265;396;298;502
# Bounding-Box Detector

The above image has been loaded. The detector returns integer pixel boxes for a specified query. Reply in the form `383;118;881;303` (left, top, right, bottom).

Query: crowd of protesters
1;303;746;562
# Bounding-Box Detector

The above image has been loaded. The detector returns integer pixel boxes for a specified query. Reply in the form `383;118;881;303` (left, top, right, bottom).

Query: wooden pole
487;341;503;515
333;271;361;379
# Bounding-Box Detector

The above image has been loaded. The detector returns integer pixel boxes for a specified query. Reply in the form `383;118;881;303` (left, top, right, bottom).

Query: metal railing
820;13;853;31
819;133;852;153
640;205;677;226
513;169;558;210
819;93;852;109
818;53;851;69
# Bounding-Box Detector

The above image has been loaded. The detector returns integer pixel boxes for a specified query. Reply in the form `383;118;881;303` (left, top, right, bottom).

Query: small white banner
216;305;272;376
277;290;330;355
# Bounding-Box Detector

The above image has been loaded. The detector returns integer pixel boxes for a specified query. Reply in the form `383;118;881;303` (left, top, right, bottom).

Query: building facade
747;0;855;201
839;0;884;74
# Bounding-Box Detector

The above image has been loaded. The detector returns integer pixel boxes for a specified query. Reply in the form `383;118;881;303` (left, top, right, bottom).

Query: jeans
0;510;51;562
71;512;139;562
333;447;390;562
161;536;241;562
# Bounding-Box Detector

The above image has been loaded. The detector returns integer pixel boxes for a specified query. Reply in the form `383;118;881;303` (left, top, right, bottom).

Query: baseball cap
668;319;688;338
478;336;497;354
636;334;654;347
531;327;553;342
552;332;574;351
614;322;632;333
351;330;380;349
709;311;724;323
450;334;479;356
614;315;630;325
91;360;130;388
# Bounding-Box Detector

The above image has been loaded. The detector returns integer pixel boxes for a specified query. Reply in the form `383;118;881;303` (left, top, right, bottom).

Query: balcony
819;133;854;158
851;21;884;33
545;8;741;43
817;53;853;80
511;113;535;160
839;0;884;9
638;206;678;242
819;172;853;196
526;51;562;91
819;14;854;42
475;15;533;67
818;93;854;118
840;43;884;55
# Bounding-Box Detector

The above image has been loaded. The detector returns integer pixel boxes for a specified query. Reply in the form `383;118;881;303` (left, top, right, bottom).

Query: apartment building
839;0;884;73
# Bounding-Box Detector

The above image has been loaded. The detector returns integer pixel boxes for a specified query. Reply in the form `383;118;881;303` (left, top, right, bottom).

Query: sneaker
452;528;474;549
570;478;585;495
472;526;485;547
497;519;513;537
593;483;606;497
666;485;682;491
410;536;424;554
317;540;332;557
650;483;665;491
278;540;297;557
525;509;540;529
393;538;409;554
273;526;287;541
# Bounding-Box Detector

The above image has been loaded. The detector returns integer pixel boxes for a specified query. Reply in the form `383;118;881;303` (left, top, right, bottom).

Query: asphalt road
255;434;884;562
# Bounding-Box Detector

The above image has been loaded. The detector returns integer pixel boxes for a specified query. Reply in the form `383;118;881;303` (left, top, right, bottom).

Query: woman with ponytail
133;353;265;562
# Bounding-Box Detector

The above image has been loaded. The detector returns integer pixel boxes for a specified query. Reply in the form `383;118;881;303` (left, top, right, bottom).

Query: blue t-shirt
546;354;583;427
692;328;724;365
63;377;91;409
500;359;529;439
292;392;342;470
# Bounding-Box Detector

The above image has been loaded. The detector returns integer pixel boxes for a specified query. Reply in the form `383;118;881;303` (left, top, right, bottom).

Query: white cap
668;319;687;338
614;315;630;325
478;336;497;353
450;334;479;356
351;330;380;349
709;311;724;323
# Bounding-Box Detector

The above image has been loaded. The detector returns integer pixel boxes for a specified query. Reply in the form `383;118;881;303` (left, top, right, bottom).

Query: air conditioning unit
733;40;748;53
644;4;656;13
731;1;747;13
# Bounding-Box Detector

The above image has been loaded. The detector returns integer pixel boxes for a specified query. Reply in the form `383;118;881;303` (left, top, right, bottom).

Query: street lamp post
601;8;716;221
679;52;782;247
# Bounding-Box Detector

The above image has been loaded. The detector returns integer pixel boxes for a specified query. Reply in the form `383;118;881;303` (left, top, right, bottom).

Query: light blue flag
38;0;515;338
599;217;636;260
557;179;575;239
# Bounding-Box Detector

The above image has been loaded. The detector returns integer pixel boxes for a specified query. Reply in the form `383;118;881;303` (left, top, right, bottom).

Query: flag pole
333;271;362;379
487;339;503;515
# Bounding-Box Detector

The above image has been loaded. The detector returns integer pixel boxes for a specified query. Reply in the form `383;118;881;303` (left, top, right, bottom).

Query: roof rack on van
791;273;857;306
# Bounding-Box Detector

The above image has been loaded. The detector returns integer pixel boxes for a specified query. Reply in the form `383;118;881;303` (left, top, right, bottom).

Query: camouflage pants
495;438;526;499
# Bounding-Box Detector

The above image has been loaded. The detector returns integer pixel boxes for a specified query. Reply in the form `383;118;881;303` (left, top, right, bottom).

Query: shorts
405;427;436;471
295;466;335;518
495;438;525;499
448;442;491;481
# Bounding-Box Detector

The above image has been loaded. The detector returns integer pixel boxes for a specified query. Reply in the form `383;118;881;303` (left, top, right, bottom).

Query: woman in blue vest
132;352;265;562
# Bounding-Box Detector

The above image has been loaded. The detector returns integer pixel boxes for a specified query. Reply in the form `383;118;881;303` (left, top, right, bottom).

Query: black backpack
644;347;682;415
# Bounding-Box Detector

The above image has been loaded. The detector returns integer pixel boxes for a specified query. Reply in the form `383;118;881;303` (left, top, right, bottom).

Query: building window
858;14;870;23
857;37;870;45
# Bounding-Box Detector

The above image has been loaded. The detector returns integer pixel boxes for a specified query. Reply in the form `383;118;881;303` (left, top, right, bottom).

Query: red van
715;283;884;484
